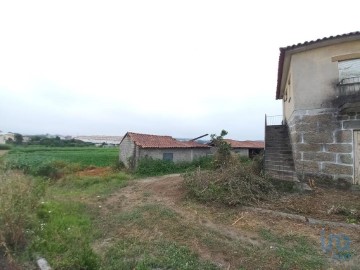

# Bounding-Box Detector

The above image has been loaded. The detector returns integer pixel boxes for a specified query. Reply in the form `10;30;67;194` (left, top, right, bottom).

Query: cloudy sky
0;1;359;140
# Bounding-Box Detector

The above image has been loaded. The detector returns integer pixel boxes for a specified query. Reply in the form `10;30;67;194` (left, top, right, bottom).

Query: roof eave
275;32;360;100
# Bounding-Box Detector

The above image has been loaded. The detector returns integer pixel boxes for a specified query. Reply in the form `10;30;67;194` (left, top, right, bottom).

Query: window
163;153;173;161
338;59;360;82
338;59;360;94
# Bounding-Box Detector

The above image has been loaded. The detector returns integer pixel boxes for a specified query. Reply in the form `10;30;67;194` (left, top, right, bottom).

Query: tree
14;133;23;145
210;130;231;168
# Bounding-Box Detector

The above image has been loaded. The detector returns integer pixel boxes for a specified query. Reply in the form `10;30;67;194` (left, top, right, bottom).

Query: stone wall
287;108;360;183
119;135;136;167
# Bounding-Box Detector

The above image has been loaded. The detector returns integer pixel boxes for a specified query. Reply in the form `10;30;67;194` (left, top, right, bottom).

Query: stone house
119;132;211;168
224;139;264;158
265;32;360;185
0;133;15;144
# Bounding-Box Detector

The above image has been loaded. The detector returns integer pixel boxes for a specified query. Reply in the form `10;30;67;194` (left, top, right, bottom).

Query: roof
122;132;210;149
276;31;360;99
224;139;264;149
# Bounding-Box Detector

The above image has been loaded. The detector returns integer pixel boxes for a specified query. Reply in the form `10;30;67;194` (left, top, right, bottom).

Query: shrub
184;157;277;206
0;144;11;150
0;171;44;253
135;156;213;177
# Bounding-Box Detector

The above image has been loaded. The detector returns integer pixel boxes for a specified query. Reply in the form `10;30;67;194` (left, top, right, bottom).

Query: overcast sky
0;1;359;140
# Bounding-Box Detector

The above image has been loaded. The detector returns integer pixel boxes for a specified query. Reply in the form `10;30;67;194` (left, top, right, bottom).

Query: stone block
335;130;352;143
322;163;353;175
303;152;336;162
303;132;333;144
295;143;322;152
326;144;352;153
338;154;353;164
302;114;333;124
296;160;320;174
295;152;303;161
343;120;360;129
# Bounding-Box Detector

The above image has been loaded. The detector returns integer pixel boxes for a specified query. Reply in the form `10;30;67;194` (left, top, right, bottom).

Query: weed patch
31;201;100;269
0;171;44;266
259;229;325;269
54;172;131;198
102;237;218;270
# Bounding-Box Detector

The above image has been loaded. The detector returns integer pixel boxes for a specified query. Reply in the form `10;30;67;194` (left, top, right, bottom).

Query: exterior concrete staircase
265;125;298;182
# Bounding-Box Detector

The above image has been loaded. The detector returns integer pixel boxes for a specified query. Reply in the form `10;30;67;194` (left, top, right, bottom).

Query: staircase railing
265;115;284;126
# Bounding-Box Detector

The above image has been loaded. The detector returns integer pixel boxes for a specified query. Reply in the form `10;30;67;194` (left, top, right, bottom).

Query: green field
4;146;119;168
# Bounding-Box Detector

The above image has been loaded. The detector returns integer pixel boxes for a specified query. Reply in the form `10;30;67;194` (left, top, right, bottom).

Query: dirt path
0;150;8;156
98;174;360;269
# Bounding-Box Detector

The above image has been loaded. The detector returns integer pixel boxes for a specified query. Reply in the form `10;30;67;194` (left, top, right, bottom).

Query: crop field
4;146;119;169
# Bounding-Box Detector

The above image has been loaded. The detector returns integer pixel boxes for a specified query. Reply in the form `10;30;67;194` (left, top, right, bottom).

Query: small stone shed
119;132;211;168
224;139;265;158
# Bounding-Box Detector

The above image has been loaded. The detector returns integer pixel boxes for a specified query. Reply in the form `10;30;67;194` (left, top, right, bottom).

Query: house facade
119;132;211;168
224;139;264;158
266;32;360;185
0;133;15;144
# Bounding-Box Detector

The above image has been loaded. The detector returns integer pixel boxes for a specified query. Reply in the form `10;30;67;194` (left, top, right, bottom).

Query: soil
97;174;360;269
0;150;9;156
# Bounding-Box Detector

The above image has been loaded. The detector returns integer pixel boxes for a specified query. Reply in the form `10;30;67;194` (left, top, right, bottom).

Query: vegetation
0;143;355;269
31;201;100;269
4;147;119;178
0;171;44;265
135;156;213;177
210;129;232;168
184;131;277;206
27;136;95;147
184;157;277;206
102;238;218;270
0;144;12;150
259;229;325;269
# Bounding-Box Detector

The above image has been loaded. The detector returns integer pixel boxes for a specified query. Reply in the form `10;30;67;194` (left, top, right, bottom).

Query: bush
135;156;213;177
0;144;11;150
0;171;44;252
184;157;277;206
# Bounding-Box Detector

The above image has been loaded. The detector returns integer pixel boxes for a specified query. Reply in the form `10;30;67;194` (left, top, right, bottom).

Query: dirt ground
94;174;360;269
0;150;9;156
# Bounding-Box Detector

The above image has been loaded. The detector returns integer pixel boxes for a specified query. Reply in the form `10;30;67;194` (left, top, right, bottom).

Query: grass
30;201;100;269
259;229;326;269
0;171;44;250
102;238;218;270
52;172;131;198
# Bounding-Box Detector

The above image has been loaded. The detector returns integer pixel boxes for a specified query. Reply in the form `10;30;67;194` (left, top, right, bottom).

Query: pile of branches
184;158;278;206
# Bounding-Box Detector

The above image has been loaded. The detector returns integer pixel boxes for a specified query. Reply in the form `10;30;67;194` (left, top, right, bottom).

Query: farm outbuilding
224;139;265;158
119;132;211;168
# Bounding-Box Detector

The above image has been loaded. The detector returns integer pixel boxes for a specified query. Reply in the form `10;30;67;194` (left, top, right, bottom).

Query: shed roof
122;132;210;149
276;31;360;99
224;139;264;149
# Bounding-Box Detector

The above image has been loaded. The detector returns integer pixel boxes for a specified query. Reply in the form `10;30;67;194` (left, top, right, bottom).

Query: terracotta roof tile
124;132;210;149
224;139;264;149
276;31;360;99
